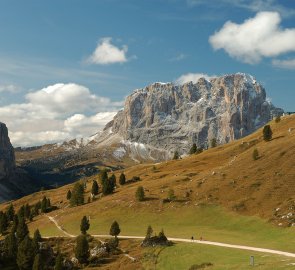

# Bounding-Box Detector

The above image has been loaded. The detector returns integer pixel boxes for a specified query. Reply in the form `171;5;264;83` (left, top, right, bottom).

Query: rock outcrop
101;73;283;156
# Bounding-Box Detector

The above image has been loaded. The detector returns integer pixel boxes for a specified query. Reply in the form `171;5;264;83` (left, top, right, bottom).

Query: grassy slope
1;116;295;255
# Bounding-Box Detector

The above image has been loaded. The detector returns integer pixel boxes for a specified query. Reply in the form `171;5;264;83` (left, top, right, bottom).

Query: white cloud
0;83;122;147
209;12;295;64
175;73;213;84
272;59;295;69
87;37;129;65
0;84;20;93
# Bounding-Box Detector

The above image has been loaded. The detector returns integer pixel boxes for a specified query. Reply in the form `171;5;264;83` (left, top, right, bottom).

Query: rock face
103;73;283;155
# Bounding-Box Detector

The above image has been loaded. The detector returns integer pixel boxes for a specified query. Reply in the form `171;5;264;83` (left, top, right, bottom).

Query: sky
0;0;294;147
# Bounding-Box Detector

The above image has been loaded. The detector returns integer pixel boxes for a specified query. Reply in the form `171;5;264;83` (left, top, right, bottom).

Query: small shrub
263;125;272;141
135;186;145;201
189;262;213;270
252;148;259;160
275;116;281;123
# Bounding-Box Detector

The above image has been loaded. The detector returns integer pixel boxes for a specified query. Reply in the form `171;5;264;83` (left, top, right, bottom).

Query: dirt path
46;215;295;258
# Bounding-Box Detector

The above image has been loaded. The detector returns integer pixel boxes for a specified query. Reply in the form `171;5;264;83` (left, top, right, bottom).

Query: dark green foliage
70;182;84;206
0;211;8;234
80;216;90;234
210;138;217;148
54;252;64;270
4;232;18;260
189;143;197;154
24;204;31;220
131;176;140;182
135;186;145;201
47;198;51;209
32;254;43;270
34;201;41;216
107;237;119;249
109;221;120;237
189;262;213;270
100;169;108;184
16;217;29;243
66;190;72;200
41;196;47;213
17;235;34;270
109;174;116;188
6;203;15;222
167;189;176;201
18;205;25;220
119;173;126;185
75;234;89;264
102;177;115;195
32;229;42;254
11;214;19;233
145;225;153;239
173;151;180;160
252;148;259;160
141;229;170;247
263;125;273;141
91;180;99;195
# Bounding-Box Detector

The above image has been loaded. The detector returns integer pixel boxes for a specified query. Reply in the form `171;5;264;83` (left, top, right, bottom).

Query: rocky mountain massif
0;122;39;202
98;73;283;156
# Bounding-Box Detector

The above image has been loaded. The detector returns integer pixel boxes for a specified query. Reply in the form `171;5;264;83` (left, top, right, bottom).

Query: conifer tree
66;190;72;200
18;205;25;220
91;180;99;195
6;203;15;222
16;217;29;243
46;198;51;210
189;143;197;154
145;225;153;239
119;172;126;185
210;138;217;148
109;174;116;187
24;204;31;220
32;253;43;270
252;148;259;160
17;235;34;270
32;229;42;254
80;216;90;235
100;169;108;185
135;186;145;201
11;214;19;234
109;221;121;238
41;196;47;213
4;232;18;260
75;234;89;264
54;252;64;270
263;125;273;141
173;151;179;160
70;182;84;206
0;211;8;234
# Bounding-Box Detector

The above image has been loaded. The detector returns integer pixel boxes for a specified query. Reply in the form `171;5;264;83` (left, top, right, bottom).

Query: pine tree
189;143;197;154
173;151;179;160
100;169;108;185
70;182;84;206
4;232;18;260
54;252;64;270
41;196;47;213
119;173;126;185
210;138;217;148
18;205;25;220
16;217;29;243
32;253;43;270
0;211;8;234
75;234;89;264
80;216;90;235
46;198;51;210
91;180;99;195
109;174;116;188
145;225;153;239
34;201;41;216
109;221;121;238
11;214;19;234
32;229;42;254
252;148;259;160
17;235;34;270
24;204;31;220
6;203;15;222
135;186;145;201
263;125;273;141
66;190;72;200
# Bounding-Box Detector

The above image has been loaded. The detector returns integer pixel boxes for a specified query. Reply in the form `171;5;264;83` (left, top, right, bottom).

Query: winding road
46;215;295;258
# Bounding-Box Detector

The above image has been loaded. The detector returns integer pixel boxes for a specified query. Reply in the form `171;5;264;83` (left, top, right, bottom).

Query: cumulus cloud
0;83;122;147
175;73;213;84
209;12;295;64
87;37;129;65
272;58;295;69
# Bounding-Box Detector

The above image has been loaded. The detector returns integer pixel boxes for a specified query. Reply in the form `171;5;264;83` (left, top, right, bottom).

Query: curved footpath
46;215;295;258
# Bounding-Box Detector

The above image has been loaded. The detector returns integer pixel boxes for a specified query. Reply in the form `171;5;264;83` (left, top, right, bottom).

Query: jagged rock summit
100;73;283;156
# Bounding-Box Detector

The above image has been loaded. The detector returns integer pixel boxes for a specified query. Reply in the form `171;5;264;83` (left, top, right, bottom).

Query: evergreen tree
41;196;47;213
173;151;179;160
109;174;116;188
34;201;41;216
189;143;197;154
119;172;126;185
66;190;72;200
100;169;108;185
80;216;90;235
32;254;43;270
4;232;18;260
24;204;31;220
263;125;273;141
54;252;64;270
16;217;29;243
75;234;89;264
6;203;15;222
109;221;121;238
0;211;8;234
46;198;51;210
17;235;34;270
32;229;42;254
91;180;99;195
11;214;19;234
210;138;217;148
70;182;84;206
145;225;153;239
252;148;259;160
135;186;145;201
18;205;25;220
102;178;115;195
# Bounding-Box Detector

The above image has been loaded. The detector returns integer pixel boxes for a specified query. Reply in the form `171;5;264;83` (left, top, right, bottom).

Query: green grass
143;243;295;270
35;204;295;252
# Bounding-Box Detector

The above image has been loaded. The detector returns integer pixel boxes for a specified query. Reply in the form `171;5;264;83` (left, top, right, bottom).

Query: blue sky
0;0;294;146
